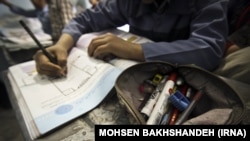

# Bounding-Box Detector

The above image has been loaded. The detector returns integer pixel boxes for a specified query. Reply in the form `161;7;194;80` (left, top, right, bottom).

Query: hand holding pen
19;20;67;77
33;45;68;77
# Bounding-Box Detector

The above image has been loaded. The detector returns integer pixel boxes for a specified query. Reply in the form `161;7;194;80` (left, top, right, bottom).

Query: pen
140;75;168;118
174;90;203;125
19;20;57;64
146;72;177;125
168;108;178;125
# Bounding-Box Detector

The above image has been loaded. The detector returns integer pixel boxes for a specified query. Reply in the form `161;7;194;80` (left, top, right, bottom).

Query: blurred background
0;0;92;16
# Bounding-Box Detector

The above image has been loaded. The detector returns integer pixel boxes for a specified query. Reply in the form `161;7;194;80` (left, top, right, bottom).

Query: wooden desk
2;70;133;141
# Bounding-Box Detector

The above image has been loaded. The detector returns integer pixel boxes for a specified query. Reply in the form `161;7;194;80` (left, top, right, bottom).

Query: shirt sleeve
62;0;127;42
141;0;229;71
10;5;39;17
62;0;229;71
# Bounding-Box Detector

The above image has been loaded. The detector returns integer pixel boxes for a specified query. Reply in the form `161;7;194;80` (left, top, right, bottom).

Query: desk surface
2;71;133;141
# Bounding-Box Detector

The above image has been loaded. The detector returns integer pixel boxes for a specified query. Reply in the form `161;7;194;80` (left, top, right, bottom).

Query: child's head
30;0;47;10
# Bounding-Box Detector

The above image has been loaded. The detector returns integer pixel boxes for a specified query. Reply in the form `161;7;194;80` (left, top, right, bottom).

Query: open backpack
115;62;250;125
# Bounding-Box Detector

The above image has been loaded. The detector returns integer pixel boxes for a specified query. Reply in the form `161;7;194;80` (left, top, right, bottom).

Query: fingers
87;33;145;61
33;49;67;77
87;33;115;58
35;61;63;77
88;34;107;56
89;0;99;7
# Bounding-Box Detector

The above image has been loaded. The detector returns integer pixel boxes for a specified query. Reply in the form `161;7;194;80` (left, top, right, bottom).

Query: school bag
115;62;250;125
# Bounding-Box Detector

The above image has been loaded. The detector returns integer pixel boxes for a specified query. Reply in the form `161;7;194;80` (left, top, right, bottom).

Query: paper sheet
8;47;121;134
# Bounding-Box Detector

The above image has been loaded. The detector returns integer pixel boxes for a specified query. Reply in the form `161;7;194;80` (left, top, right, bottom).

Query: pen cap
169;90;190;111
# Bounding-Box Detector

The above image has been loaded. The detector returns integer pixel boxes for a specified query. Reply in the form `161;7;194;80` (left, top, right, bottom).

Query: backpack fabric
115;62;250;125
228;0;250;34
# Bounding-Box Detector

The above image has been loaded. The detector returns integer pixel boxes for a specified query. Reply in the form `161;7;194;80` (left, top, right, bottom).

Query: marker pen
140;75;168;118
146;72;177;125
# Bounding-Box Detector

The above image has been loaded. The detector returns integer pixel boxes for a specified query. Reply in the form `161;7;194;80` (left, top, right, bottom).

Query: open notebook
7;29;152;140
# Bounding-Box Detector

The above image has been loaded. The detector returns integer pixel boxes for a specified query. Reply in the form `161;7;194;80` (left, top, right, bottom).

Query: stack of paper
0;14;53;51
